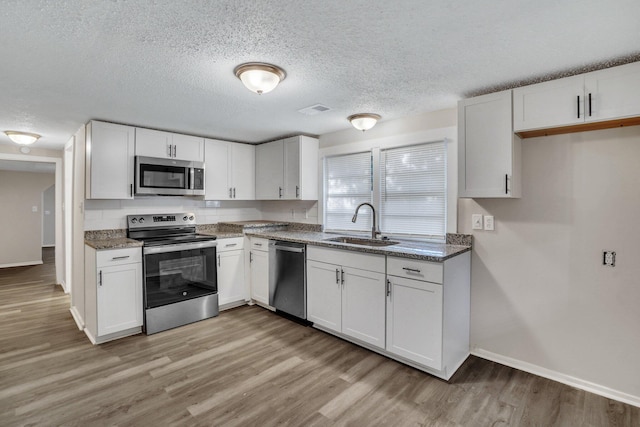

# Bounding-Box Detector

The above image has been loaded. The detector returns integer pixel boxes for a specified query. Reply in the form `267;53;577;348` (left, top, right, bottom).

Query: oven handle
143;240;217;255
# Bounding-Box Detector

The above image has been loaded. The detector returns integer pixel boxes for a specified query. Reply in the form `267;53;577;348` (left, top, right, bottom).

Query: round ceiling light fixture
4;130;41;145
348;113;381;131
234;62;286;95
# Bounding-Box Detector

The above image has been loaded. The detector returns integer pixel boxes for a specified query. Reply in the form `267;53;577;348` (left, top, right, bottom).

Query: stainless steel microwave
135;156;205;196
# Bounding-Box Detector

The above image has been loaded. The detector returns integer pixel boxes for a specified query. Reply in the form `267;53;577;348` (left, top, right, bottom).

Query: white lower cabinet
386;275;443;370
307;246;386;349
307;245;471;380
84;246;143;344
216;237;246;309
249;237;270;306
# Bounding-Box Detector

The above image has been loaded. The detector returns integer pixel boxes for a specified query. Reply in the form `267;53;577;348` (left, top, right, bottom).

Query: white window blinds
380;141;446;237
324;152;372;231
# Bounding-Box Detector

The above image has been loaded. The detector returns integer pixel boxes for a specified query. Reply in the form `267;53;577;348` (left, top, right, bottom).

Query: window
324;152;372;231
380;142;446;237
323;141;446;238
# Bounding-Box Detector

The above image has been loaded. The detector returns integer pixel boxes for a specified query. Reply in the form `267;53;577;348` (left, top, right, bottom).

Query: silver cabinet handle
335;268;340;284
402;267;421;274
296;185;299;198
229;188;232;198
386;279;391;296
130;183;133;197
217;254;221;267
224;243;238;248
340;269;345;285
233;187;236;198
173;145;177;158
279;187;283;198
254;243;263;247
111;255;130;260
167;144;172;157
250;252;253;263
98;270;102;287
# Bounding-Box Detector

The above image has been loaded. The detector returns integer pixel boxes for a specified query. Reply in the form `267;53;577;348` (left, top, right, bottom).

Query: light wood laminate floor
1;249;638;426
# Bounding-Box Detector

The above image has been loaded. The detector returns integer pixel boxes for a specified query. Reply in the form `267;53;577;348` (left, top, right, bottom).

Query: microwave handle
189;167;195;190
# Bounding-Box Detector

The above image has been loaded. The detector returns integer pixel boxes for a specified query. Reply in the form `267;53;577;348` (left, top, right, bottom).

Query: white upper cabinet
135;128;204;162
514;61;640;132
513;75;584;132
458;90;521;198
255;140;285;199
584;61;640;122
204;139;255;200
85;121;135;200
255;136;319;200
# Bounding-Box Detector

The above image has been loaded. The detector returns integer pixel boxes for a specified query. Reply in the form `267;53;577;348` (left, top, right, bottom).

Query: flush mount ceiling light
4;131;41;145
348;113;381;131
234;62;286;95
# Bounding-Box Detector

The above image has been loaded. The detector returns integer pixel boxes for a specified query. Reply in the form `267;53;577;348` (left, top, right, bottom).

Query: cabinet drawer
387;256;442;284
250;237;269;252
217;237;244;252
307;245;385;274
96;247;142;268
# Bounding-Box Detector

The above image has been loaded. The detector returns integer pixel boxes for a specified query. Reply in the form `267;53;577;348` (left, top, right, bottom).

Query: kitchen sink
323;236;400;247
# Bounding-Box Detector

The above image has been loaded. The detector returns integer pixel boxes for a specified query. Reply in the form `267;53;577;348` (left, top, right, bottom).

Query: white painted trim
0;260;43;268
69;306;84;330
472;348;640;408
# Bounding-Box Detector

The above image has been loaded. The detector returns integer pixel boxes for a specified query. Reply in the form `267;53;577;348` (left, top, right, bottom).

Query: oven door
143;241;217;309
136;156;192;195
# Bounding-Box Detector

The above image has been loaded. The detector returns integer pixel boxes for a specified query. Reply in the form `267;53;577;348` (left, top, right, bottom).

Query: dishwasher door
269;241;306;319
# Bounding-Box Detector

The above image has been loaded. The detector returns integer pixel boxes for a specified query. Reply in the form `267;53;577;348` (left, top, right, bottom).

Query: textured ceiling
1;0;639;150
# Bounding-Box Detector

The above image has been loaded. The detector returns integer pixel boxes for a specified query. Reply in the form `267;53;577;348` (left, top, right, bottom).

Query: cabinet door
307;260;342;333
217;250;245;306
250;250;269;305
135;128;172;158
255;140;284;199
458;90;521;198
341;266;386;349
97;263;143;336
386;276;443;370
283;136;300;199
204;139;231;200
584;62;640;123
86;121;135;199
172;133;204;162
513;75;584;132
231;143;255;200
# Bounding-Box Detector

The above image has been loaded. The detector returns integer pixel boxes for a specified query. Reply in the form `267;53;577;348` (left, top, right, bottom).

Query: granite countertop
198;231;245;239
244;230;471;262
85;237;143;250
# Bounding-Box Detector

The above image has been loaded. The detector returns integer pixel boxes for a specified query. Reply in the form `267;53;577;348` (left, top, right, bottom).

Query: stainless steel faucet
352;202;380;239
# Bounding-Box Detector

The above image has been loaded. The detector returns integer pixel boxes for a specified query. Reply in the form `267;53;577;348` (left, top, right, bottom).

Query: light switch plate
472;214;483;230
484;215;495;231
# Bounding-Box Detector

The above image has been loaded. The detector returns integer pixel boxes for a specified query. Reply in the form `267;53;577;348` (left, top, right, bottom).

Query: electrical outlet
484;215;495;231
472;214;483;230
603;251;616;267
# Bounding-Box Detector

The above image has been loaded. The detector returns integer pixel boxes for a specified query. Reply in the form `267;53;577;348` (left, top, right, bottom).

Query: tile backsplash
83;198;319;230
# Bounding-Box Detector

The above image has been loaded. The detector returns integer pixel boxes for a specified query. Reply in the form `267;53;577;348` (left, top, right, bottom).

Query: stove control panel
127;213;197;229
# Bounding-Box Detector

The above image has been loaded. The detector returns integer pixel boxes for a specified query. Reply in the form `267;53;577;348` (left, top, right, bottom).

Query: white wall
261;200;319;224
0;170;55;266
458;125;640;405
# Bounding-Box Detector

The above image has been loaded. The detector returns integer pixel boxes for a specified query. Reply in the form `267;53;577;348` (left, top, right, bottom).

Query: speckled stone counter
85;237;143;250
244;230;471;262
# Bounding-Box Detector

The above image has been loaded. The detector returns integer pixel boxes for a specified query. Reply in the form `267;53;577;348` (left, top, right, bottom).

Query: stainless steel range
127;213;218;334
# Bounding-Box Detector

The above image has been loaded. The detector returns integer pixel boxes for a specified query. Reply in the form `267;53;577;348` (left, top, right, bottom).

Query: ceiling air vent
298;104;332;115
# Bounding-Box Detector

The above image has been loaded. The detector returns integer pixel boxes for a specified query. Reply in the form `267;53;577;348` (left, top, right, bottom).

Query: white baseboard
0;260;43;269
472;348;640;408
69;306;84;331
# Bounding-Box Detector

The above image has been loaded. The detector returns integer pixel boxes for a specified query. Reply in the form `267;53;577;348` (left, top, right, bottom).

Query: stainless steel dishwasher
269;240;306;320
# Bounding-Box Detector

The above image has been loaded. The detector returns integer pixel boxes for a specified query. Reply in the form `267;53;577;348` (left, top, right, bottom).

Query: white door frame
0;152;63;287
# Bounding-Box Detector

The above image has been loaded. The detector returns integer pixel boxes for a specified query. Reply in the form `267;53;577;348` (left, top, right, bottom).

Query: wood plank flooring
1;249;638;426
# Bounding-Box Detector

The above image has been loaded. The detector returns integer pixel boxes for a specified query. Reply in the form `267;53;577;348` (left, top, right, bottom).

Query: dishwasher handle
272;245;305;253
